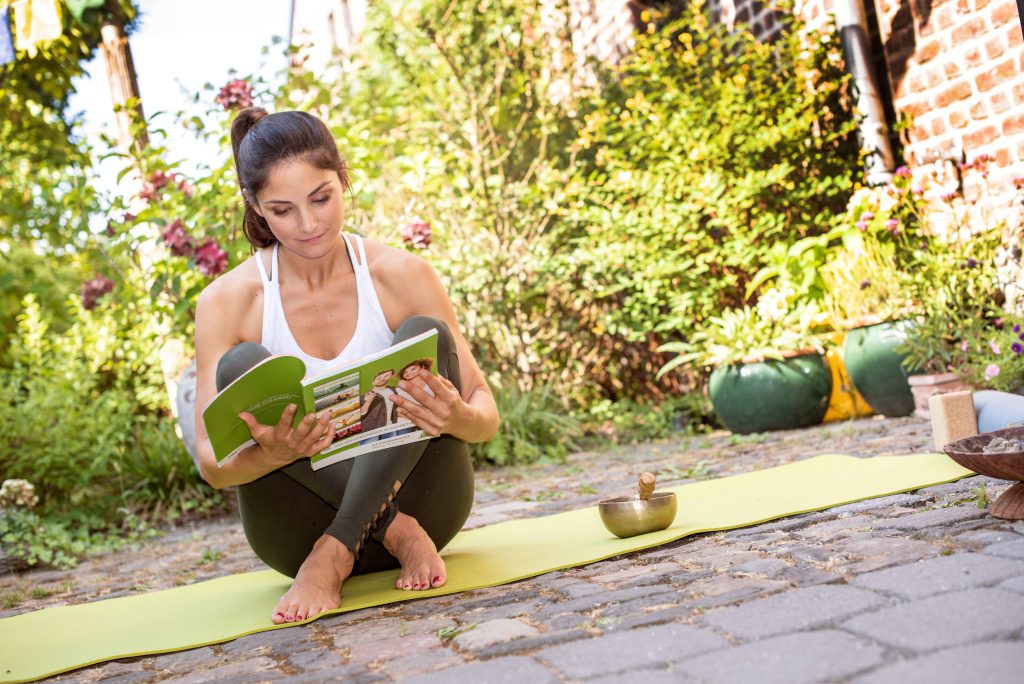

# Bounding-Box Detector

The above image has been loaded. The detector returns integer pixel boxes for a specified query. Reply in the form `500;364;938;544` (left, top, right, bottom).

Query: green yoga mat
0;453;972;683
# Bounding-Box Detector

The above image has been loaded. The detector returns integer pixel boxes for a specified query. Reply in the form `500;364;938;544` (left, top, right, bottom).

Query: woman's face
251;158;345;257
401;365;422;381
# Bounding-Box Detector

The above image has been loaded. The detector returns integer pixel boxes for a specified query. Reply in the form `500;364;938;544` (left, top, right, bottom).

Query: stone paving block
698;584;888;640
791;515;876;542
464;598;545;622
347;632;441;666
535;622;727;680
401;656;559;684
673;630;884;684
842;588;1024;652
156;656;281;683
476;629;591;660
274;667;384;684
452;618;540;650
982;538;1024;560
683;577;789;611
953;528;1019;547
587;668;679;684
827;493;927;515
587;561;682;587
998;575;1024;594
732;558;790;578
833;535;939;575
377;646;465;681
531;574;606;599
723;511;835;539
284;647;347;672
610;605;694;632
849;552;1024;599
871;506;987;531
535;585;676;618
852;641;1024;684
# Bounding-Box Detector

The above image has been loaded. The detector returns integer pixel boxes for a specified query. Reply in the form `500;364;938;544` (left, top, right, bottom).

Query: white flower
0;479;39;509
756;285;793;323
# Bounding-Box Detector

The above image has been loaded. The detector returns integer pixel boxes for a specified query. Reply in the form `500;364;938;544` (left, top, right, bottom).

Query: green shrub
561;1;860;379
576;392;716;446
0;296;222;566
470;386;583;466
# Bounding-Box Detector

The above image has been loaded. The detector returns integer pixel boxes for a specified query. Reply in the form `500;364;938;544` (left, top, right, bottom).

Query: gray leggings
216;316;475;578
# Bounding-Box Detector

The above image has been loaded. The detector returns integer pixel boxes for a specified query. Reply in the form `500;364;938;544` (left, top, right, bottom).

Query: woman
193;108;499;625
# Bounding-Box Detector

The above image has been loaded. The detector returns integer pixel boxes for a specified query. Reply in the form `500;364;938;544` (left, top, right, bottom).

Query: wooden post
99;4;147;153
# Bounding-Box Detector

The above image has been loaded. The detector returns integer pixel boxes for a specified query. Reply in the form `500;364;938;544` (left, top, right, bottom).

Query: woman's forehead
261;159;337;196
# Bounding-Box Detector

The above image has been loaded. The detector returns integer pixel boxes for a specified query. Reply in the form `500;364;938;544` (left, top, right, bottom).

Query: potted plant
658;291;831;434
821;239;920;417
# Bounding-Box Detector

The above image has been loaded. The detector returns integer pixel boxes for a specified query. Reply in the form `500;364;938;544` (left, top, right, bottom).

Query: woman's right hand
239;404;335;467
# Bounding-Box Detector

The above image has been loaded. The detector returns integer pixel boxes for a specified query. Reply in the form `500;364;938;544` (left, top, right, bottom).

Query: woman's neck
277;232;351;289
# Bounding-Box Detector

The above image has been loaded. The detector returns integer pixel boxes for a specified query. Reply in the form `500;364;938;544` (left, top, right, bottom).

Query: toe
271;611;287;624
431;572;447;588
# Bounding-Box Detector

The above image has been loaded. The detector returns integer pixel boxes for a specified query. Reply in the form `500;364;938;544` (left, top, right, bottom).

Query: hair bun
230;107;269;159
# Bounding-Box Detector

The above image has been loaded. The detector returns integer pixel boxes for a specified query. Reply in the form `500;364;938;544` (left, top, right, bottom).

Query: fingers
297;411;335;455
270;404;300;441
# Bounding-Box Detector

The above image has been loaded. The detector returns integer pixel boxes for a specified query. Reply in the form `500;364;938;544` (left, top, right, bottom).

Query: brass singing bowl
598;491;678;538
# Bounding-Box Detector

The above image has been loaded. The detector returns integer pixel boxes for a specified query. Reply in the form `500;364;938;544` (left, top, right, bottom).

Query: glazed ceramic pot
708;352;833;434
843;320;915;418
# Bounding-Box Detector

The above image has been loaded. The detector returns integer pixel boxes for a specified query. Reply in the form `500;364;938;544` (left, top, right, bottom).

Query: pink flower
400;220;432;249
990;340;1001;355
895;166;912;179
123;212;137;222
162;219;194;257
216;79;254;111
961;341;969;352
81;274;115;310
177;178;195;198
985;363;1001;380
885;218;901;235
194;239;228;276
139;170;174;202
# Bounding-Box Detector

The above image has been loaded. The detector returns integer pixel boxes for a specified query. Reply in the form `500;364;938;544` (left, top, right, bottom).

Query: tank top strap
253;244;278;283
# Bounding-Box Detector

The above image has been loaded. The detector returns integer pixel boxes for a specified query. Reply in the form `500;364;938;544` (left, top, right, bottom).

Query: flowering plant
658;284;826;375
821;240;918;329
949;317;1024;392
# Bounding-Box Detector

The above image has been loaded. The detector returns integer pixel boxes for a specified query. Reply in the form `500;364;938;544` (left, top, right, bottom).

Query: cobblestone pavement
4;415;1022;683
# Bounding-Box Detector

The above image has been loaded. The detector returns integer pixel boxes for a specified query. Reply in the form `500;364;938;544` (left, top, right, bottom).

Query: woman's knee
216;342;272;392
393;316;460;391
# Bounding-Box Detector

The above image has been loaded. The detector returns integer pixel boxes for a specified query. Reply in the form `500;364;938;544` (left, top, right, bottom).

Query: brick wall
566;0;642;86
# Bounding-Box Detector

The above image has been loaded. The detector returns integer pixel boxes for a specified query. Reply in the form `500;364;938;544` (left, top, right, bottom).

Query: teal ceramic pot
708;353;833;435
843;321;915;417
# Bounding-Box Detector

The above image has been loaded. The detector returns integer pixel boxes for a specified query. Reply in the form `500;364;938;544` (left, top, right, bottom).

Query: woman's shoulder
360;235;436;285
196;251;265;316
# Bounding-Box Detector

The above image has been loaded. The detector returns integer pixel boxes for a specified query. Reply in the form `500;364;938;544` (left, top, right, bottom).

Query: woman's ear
243;189;265;218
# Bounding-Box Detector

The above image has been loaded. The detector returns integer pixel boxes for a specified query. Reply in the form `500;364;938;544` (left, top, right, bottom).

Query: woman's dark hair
230;108;351;249
400;358;434;377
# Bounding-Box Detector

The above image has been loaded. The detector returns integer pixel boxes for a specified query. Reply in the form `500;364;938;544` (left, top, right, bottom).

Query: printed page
301;330;438;469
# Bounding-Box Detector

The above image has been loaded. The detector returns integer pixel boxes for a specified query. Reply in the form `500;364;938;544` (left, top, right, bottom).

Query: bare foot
384;512;447;591
271;534;354;624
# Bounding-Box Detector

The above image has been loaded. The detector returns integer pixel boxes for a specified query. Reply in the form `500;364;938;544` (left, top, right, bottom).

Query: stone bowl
944;426;1024;519
598;492;677;538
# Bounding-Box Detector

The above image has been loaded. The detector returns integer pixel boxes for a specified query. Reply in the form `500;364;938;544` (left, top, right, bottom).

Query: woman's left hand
394;369;465;437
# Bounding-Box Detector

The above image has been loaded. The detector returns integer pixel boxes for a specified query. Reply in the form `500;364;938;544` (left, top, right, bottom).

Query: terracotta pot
908;372;973;420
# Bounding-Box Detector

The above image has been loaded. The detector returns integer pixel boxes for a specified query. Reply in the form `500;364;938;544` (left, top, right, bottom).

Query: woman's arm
374;252;500;444
193;277;333;489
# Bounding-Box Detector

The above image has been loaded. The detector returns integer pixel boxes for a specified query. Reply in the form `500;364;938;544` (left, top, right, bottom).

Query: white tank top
253;233;395;377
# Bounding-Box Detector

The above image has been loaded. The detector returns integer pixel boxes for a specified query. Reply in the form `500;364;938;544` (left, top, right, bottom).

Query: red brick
992;0;1021;26
976;57;1018;91
901;99;932;118
936;80;973;107
944;60;962;78
957;0;971;11
1017;139;1024;161
1006;24;1022;47
964;45;984;68
973;0;993;8
965;125;1000;148
950;107;971;128
971;100;990;119
931;117;948;136
985;33;1008;60
995;147;1013;166
952;18;987;43
917;38;942;63
925;67;945;88
936;5;956;29
991;90;1013;113
910;124;931;142
1004;113;1024;136
1015;81;1024;105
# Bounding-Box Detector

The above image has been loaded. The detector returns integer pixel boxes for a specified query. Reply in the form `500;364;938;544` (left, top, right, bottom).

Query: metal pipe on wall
834;0;896;185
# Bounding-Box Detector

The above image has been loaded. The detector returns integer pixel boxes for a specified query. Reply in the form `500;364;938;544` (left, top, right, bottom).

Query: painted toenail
433;576;442;583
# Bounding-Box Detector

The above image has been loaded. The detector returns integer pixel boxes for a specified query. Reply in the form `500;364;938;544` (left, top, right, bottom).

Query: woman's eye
272;208;291;217
313;196;330;205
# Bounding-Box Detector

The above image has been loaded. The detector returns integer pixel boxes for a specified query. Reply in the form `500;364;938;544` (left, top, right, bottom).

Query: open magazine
202;330;438;470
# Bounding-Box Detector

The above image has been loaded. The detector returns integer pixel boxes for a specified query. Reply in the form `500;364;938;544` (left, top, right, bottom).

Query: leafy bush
562;1;860;382
0;296;222;566
576;392;715;446
470;386;582;466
